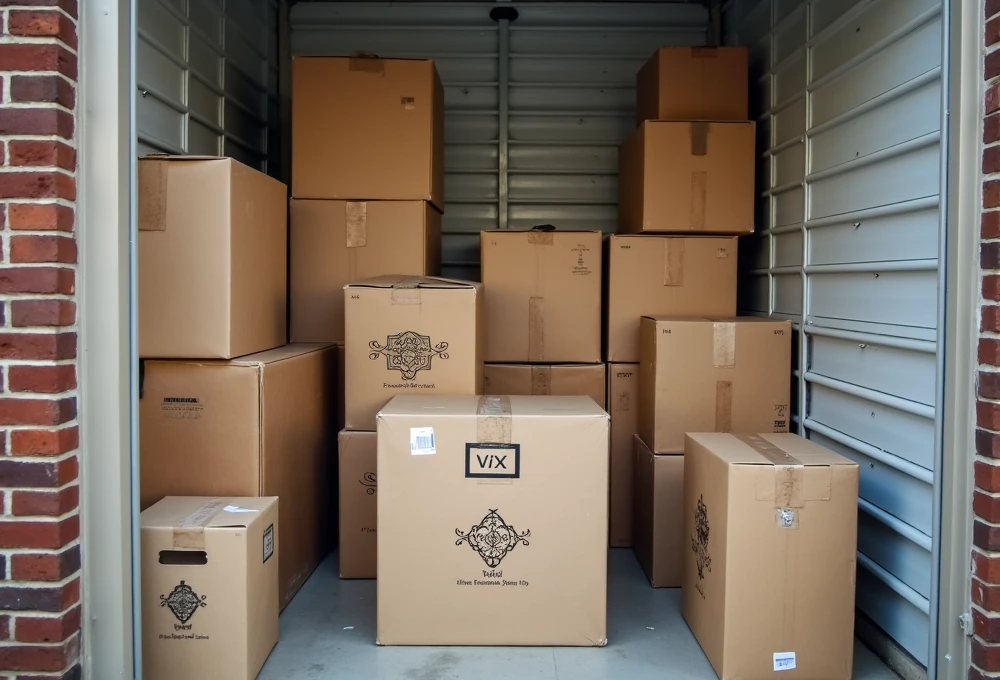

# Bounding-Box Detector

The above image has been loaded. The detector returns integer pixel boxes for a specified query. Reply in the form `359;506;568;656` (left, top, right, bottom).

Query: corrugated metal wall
725;0;943;666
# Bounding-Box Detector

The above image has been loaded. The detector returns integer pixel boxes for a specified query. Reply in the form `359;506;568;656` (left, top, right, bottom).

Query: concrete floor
260;549;899;680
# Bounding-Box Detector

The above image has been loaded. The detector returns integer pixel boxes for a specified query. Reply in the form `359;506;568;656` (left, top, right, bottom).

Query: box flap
611;234;737;242
483;229;603;235
345;275;479;290
140;496;277;530
378;394;607;419
641;315;783;325
292;54;433;64
229;343;334;368
140;154;231;162
688;433;858;467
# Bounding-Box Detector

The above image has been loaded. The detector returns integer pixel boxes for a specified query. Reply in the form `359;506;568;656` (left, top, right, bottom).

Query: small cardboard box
484;363;606;409
633;435;683;587
345;276;483;431
636;47;748;124
607;364;639;547
605;235;737;362
338;430;377;579
290;199;442;343
682;433;859;680
138;155;287;359
618;121;755;235
140;344;337;608
638;317;791;454
292;56;444;209
376;395;609;646
141;497;278;680
481;229;602;363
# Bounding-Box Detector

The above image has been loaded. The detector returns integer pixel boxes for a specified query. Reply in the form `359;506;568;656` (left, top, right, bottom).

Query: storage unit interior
135;0;944;676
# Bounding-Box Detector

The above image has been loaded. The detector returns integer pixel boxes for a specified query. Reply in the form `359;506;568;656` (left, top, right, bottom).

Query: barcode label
410;427;436;456
263;524;274;564
773;652;796;672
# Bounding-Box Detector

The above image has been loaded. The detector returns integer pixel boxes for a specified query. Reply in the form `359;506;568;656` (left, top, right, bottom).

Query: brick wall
0;1;79;678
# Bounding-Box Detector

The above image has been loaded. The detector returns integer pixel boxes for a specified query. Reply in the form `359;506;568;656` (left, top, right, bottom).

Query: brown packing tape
172;498;228;549
715;381;732;432
690;172;707;231
737;434;806;510
349;55;384;75
712;322;736;368
391;277;422;306
662;239;685;287
690;122;709;156
531;366;551;395
345;201;368;248
138;161;168;231
528;297;545;361
691;47;719;58
735;434;802;466
527;232;554;246
476;396;512;444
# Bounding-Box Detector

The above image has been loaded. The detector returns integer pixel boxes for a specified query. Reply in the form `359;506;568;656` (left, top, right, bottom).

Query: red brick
10;76;74;109
11;487;78;518
8;204;74;232
990;16;1000;47
986;275;1000;300
0;170;74;200
986;212;1000;240
8;11;78;50
11;301;75;328
0;579;77;612
976;577;1000;612
0;615;9;640
981;338;1000;366
987;146;1000;175
0;268;74;295
975;608;1000;642
973;635;1000;673
8;142;75;172
11;235;76;264
16;608;80;644
989;181;1000;209
0;397;75;426
989;51;1000;81
0;44;75;80
976;521;1000;551
9;366;75;394
978;461;1000;493
0;457;75;488
0;0;77;18
976;491;1000;523
18;665;82;680
10;427;77;456
0;516;77;550
974;550;1000;584
976;427;999;457
988;114;1000;145
0;635;77;672
981;371;1000;400
0;333;75;361
990;0;1000;20
10;546;79;582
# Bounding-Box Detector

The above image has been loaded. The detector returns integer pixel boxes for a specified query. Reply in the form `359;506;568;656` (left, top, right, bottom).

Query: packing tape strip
528;297;545;361
173;498;228;549
527;231;554;246
138;160;168;232
690;172;708;231
712;322;736;368
349;54;384;74
476;395;512;444
530;366;551;395
390;276;422;306
663;239;685;287
715;380;732;433
736;434;806;510
345;201;367;248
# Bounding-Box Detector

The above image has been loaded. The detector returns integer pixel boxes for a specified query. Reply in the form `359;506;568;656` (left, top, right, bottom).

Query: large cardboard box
336;343;346;432
338;430;377;579
638;317;791;454
618;121;755;235
345;276;483;431
292;56;444;209
607;364;638;547
484;363;606;409
682;433;859;679
140;344;337;608
636;47;748;124
138;156;287;359
633;435;683;587
605;235;737;362
377;395;609;646
290;199;442;343
481;229;602;363
141;497;278;680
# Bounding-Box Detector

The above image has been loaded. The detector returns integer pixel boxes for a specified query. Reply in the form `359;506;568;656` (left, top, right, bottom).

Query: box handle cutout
159;550;207;566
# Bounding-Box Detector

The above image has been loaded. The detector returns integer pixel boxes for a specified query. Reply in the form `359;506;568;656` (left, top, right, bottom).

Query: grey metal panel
810;335;937;406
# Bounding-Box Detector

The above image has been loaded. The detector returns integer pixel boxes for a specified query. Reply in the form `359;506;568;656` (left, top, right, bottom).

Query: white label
410;427;436;455
773;652;796;672
263;524;274;563
224;505;257;514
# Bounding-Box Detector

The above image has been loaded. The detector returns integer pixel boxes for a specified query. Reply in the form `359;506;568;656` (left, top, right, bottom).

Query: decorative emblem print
360;472;377;495
455;509;530;568
369;331;449;380
692;495;712;580
160;580;207;624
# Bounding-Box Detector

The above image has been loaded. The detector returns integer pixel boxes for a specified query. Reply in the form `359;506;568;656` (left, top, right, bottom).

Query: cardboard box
292;56;444;209
338;430;376;579
633;435;683;587
481;229;602;363
345;276;483;431
376;395;609;646
636;47;748;124
336;343;346;432
141;497;278;680
608;363;638;547
682;433;859;679
138;155;287;359
290;200;442;343
484;363;606;409
605;235;737;362
638;317;791;454
618;121;755;235
140;344;337;608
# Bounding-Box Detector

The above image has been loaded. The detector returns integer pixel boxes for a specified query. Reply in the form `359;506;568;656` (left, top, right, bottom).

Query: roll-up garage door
725;0;944;666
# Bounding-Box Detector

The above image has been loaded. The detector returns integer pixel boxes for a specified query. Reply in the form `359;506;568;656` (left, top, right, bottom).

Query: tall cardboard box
339;430;377;579
290;200;442;343
682;433;859;680
138;156;287;359
484;363;606;408
292;56;444;209
345;276;483;431
377;395;609;646
336;343;346;432
481;229;602;363
638;317;791;454
140;344;336;608
608;363;638;547
632;435;684;587
141;497;279;680
618;121;755;235
605;235;737;362
636;47;748;124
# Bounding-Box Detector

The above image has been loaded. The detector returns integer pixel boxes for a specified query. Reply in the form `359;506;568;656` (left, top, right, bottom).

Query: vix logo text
465;443;520;479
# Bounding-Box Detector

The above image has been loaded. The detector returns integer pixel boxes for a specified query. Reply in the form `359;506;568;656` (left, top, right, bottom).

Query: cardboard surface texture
481;229;602;363
292;56;444;209
632;435;684;588
336;343;346;432
339;430;377;579
345;276;483;431
636;47;748;123
290;199;442;343
141;496;279;680
682;433;859;680
376;395;609;646
139;344;337;608
608;363;639;547
605;235;737;362
484;363;606;409
138;155;287;359
618;121;755;235
638;317;791;454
